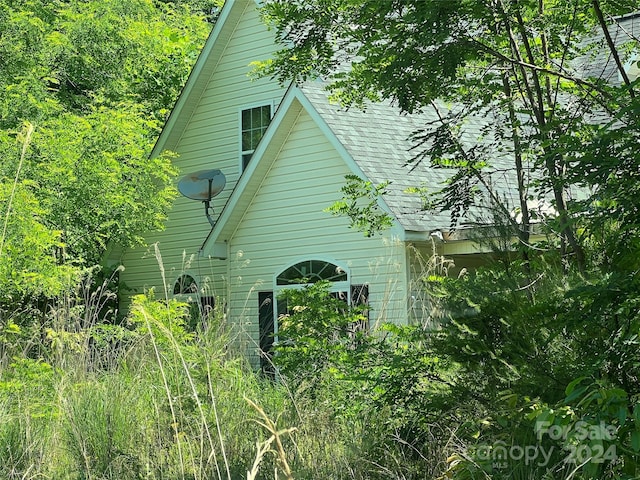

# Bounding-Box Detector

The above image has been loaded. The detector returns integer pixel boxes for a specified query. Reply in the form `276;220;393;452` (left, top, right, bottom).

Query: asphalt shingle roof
301;81;519;233
299;14;640;235
580;13;640;84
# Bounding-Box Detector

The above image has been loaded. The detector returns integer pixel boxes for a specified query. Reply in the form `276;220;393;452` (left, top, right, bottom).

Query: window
276;259;347;285
258;291;286;376
241;104;271;171
173;274;215;329
274;260;350;320
173;274;198;295
257;260;371;374
258;292;274;374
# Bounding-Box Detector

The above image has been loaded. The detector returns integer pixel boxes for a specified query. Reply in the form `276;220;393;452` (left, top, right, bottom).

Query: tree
257;3;640;477
0;124;77;303
0;0;214;309
257;0;638;270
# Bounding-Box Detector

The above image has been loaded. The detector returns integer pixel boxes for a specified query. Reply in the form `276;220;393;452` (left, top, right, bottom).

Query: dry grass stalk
0;122;34;258
245;396;296;480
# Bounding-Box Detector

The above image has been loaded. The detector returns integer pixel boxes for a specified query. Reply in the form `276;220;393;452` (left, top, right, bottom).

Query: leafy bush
273;281;455;478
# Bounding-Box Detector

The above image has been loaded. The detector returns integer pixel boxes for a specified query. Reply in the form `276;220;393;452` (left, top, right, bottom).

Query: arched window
172;274;216;329
173;274;198;295
276;260;348;285
258;259;357;375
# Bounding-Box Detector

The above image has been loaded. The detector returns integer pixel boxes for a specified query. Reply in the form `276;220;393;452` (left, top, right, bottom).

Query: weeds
0;273;370;479
0;244;462;479
245;396;296;480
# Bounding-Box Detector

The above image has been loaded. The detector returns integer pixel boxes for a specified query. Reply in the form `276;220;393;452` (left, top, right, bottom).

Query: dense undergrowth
0;282;449;480
271;252;640;480
3;1;640;477
4;242;640;480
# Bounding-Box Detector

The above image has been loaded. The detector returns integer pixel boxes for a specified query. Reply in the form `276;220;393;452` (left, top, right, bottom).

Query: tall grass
0;274;407;479
0;238;466;479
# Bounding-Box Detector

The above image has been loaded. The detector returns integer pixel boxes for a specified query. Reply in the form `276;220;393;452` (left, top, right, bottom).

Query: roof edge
151;0;251;157
200;83;302;256
201;84;408;257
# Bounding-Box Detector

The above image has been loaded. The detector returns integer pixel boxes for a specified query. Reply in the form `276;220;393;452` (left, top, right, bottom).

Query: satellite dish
178;169;226;201
177;169;226;227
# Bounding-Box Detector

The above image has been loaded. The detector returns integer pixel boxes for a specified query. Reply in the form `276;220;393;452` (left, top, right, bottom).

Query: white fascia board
292;89;408;240
201;84;409;257
201;83;302;257
151;0;247;158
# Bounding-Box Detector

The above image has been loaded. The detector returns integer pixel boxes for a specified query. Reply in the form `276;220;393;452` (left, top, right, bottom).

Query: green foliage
128;288;195;350
0;180;76;301
0;0;211;124
259;0;640;270
0;124;79;304
567;94;640;270
431;263;578;403
0;0;210;313
259;0;640;458
532;379;640;479
274;281;455;477
324;174;393;237
0;293;242;478
275;280;370;382
2;1;640;478
270;245;640;478
0;358;59;478
444;380;640;479
0;289;409;479
16;110;177;265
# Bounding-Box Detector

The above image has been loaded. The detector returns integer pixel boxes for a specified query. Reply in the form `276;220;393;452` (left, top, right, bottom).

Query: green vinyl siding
120;0;415;368
119;0;284;311
224;109;408;364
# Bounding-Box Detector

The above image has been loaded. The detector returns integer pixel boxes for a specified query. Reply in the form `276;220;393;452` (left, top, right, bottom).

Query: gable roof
151;0;518;251
201;77;522;258
300;83;451;234
311;14;640;238
151;0;254;157
299;82;451;233
300;81;520;234
170;3;637;254
201;84;408;257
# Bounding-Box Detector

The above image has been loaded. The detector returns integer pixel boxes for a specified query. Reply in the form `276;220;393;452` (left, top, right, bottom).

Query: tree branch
468;37;614;101
592;0;636;98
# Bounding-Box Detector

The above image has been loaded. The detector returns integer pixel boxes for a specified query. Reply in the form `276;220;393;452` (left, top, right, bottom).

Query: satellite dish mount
202;180;216;226
177;169;226;228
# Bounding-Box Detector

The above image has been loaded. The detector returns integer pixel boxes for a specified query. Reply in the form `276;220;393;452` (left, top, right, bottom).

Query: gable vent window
241;104;271;171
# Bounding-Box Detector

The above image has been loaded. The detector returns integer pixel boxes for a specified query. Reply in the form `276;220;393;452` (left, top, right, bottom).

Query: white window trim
272;258;351;339
172;274;201;304
238;100;276;173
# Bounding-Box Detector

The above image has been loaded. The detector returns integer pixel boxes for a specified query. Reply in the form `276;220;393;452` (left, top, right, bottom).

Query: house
116;0;639;368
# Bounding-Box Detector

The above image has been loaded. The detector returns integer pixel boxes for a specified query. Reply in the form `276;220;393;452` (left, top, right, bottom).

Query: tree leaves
0;0;209;305
260;0;640;270
324;174;393;237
